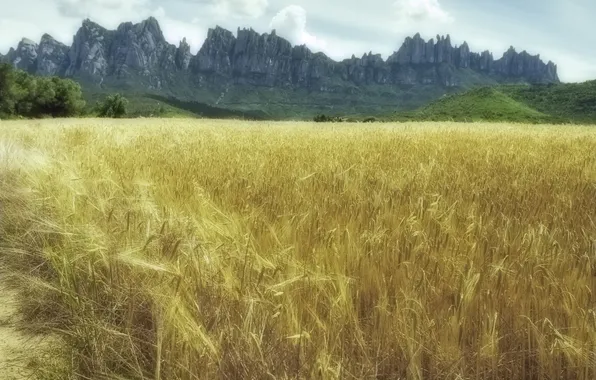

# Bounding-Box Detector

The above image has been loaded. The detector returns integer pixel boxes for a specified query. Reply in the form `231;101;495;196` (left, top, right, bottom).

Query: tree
97;94;129;118
0;63;15;117
314;114;345;123
11;70;37;117
47;77;86;117
0;64;85;119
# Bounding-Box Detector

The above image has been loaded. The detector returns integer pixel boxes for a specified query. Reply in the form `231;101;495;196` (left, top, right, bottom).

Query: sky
0;0;594;82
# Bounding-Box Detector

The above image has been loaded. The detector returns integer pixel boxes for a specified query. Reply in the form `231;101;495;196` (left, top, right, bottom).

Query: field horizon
1;118;596;379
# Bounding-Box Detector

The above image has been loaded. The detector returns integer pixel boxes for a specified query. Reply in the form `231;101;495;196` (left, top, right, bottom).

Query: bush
0;64;15;117
313;114;330;122
363;116;377;123
97;94;129;118
0;63;85;119
313;114;346;123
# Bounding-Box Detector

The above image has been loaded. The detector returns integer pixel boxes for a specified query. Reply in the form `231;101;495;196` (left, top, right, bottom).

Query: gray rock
191;26;235;75
175;38;192;70
341;52;388;85
66;19;113;78
6;38;39;72
425;38;435;63
456;42;470;68
231;28;293;86
37;34;69;76
291;45;335;87
109;16;174;77
3;17;560;95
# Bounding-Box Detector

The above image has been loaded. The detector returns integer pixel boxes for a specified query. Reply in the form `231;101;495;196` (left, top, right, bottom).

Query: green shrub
0;63;85;119
97;94;129;118
314;114;346;123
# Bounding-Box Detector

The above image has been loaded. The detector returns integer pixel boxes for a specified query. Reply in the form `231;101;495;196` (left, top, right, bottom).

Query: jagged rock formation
1;17;560;95
3;34;69;76
4;38;40;73
37;34;70;76
175;38;192;71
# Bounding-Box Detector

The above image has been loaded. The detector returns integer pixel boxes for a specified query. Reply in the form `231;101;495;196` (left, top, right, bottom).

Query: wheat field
1;118;596;379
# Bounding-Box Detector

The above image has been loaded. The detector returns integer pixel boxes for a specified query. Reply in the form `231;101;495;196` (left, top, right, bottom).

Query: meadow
1;118;596;379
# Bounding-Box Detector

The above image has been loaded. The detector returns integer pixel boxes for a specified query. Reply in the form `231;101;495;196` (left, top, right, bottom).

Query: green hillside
392;81;596;124
78;75;596;123
83;91;270;120
393;87;552;123
500;81;596;123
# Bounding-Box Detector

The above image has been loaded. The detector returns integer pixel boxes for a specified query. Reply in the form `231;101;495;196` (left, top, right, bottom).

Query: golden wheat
1;118;596;379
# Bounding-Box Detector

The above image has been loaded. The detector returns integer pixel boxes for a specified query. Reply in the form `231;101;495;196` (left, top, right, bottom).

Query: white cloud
270;5;327;51
389;0;455;44
153;8;207;52
56;0;150;20
50;0;158;34
393;0;453;23
210;0;269;20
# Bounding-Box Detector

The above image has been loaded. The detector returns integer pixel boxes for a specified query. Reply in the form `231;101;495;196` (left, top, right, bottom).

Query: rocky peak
435;34;453;63
210;26;234;40
456;42;470;68
491;47;559;82
292;44;314;60
37;34;69;76
140;17;164;41
81;19;108;39
382;33;558;83
232;28;293;85
191;26;236;74
175;38;191;70
109;17;172;76
7;38;39;72
66;19;114;77
234;28;292;59
3;18;560;94
1;34;68;76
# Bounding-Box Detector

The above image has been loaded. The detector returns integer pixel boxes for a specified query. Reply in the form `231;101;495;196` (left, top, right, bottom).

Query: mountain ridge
0;17;561;117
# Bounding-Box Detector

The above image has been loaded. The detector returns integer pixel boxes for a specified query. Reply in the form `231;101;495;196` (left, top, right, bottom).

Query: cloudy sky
0;0;594;82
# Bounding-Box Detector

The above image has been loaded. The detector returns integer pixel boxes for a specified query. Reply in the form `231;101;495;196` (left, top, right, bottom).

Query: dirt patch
0;280;49;380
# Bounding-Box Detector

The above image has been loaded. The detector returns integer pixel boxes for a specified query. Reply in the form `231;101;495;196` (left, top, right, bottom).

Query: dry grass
1;118;596;379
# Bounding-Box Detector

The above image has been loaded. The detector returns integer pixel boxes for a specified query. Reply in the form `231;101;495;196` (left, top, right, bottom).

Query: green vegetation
77;74;458;121
82;80;596;124
0;63;86;119
96;93;129;118
4;64;596;123
394;87;552;123
392;82;596;124
313;114;346;122
146;94;270;120
500;81;596;123
312;114;375;123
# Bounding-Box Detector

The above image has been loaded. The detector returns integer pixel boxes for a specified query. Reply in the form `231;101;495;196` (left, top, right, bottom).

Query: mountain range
0;17;561;118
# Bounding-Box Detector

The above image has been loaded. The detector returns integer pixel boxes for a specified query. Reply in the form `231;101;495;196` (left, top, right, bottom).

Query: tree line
0;63;86;118
0;63;133;119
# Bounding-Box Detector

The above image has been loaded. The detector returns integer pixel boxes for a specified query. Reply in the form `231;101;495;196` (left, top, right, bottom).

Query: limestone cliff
0;17;559;96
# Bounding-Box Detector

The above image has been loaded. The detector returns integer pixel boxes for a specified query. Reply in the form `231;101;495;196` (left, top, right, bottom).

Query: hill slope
394;87;551;123
392;81;596;124
500;81;596;123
